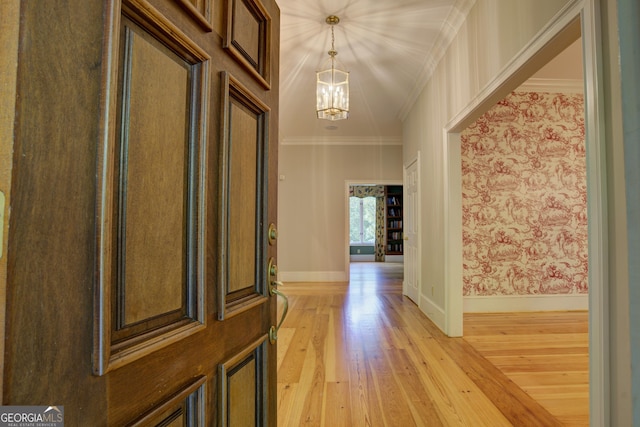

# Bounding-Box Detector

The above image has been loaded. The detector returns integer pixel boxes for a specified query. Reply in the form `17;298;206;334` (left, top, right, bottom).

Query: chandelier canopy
316;15;349;121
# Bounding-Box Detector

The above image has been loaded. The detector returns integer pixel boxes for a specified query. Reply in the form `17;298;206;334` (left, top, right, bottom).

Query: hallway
276;262;588;426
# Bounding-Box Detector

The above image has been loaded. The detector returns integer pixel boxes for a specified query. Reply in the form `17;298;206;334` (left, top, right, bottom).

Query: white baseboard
419;293;446;332
278;271;348;282
463;294;589;312
350;254;375;262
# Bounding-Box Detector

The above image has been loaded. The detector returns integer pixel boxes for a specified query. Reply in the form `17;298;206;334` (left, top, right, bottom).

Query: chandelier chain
331;24;335;52
329;22;337;57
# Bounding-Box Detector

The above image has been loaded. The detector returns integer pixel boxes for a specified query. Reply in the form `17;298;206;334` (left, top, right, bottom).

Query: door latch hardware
268;223;277;245
269;281;288;344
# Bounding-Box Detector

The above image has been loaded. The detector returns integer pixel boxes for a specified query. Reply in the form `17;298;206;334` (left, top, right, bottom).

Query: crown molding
280;136;402;146
399;0;477;121
517;77;584;93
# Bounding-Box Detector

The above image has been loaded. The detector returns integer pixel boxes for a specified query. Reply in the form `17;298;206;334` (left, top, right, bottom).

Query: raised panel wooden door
3;0;280;425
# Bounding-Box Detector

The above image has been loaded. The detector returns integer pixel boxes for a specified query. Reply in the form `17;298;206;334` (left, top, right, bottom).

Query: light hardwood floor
276;262;589;426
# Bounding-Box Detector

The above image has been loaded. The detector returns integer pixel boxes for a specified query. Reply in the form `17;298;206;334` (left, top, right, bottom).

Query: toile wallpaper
460;91;587;296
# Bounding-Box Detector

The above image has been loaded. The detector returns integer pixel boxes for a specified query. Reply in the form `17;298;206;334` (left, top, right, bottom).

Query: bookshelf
385;185;403;255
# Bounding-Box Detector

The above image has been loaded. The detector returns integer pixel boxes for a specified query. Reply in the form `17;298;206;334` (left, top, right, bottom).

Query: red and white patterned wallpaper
460;91;587;296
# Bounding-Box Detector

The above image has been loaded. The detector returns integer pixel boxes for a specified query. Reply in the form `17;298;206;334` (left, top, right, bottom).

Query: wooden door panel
5;0;279;424
118;17;189;326
95;2;209;375
232;2;260;61
224;0;271;88
129;376;206;426
228;102;258;293
175;0;213;30
105;306;268;425
218;71;269;318
219;336;268;426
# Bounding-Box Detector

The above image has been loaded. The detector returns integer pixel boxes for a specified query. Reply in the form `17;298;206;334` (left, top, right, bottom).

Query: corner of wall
419;293;447;334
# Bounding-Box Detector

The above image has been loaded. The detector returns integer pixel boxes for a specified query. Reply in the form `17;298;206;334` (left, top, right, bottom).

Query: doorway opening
349;194;377;262
344;181;403;279
443;3;608;424
458;38;588;422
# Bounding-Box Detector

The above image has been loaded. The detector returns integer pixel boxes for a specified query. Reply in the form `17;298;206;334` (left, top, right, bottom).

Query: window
349;196;376;245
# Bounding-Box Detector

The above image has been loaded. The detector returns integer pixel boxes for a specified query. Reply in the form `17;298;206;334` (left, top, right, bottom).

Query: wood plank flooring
464;311;589;426
276;262;589;426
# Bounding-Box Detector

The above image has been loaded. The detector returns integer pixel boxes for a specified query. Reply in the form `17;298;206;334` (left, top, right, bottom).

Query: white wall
601;0;634;423
277;143;402;281
403;0;633;423
403;0;569;312
616;1;640;423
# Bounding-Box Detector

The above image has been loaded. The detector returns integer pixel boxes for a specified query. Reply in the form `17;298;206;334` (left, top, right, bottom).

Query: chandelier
316;15;349;120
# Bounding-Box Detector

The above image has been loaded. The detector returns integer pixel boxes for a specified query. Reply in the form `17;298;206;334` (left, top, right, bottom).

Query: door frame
442;0;608;424
344;179;402;280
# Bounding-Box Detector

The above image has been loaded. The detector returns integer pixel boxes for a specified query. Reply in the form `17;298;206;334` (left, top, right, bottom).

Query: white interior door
403;157;420;303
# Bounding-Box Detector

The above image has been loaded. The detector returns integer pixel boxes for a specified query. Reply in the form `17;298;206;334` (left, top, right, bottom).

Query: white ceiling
276;0;472;142
532;38;583;81
276;0;583;144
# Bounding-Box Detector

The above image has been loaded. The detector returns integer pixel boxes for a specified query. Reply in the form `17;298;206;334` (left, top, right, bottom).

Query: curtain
349;185;385;262
349;185;384;198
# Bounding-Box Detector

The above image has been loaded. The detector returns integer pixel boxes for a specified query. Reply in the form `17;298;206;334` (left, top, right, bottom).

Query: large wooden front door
3;0;280;424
